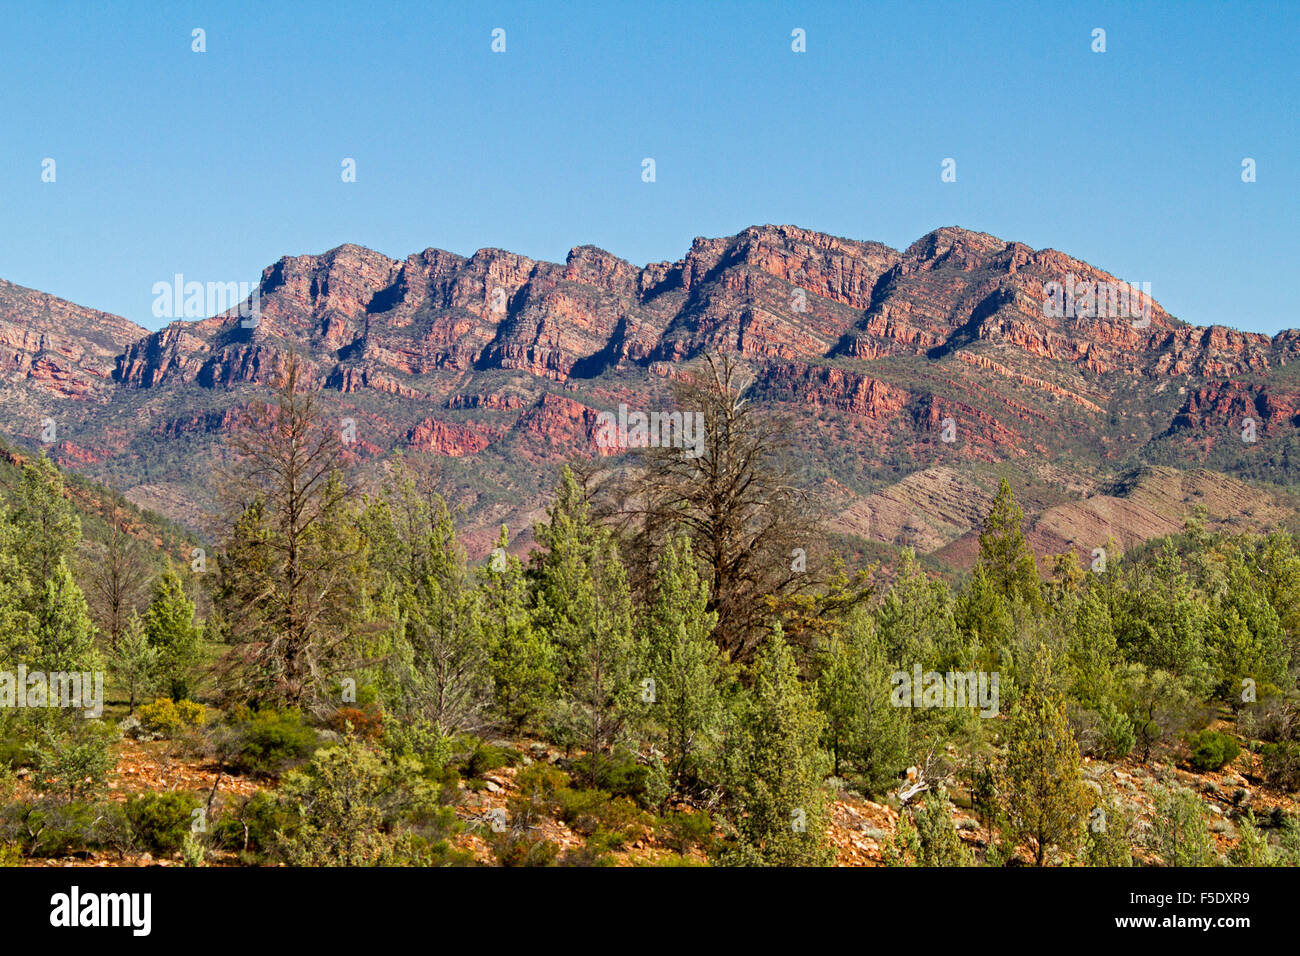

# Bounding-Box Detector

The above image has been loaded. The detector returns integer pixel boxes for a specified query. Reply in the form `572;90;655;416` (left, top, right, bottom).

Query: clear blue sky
1;0;1295;333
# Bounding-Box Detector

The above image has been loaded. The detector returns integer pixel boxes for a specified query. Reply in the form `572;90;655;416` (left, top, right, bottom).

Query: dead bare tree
212;352;363;709
601;352;836;664
82;507;152;649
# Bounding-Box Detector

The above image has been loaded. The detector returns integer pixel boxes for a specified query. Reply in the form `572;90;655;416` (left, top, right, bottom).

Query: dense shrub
1150;787;1219;866
381;718;453;783
1185;730;1241;771
1097;700;1136;760
211;790;298;859
0;718;40;770
553;787;650;844
17;800;132;857
138;698;206;737
660;809;714;855
1260;741;1300;790
181;831;205;867
225;708;318;777
275;738;434;866
1084;784;1135;867
30;721;119;801
884;787;973;867
392;831;475;867
568;752;660;807
445;740;525;793
1228;813;1274;866
514;763;570;798
490;829;559;867
460;741;519;780
126;791;201;853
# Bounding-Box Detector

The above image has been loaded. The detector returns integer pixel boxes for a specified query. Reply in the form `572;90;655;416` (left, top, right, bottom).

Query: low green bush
660;809;715;854
226;708;318;777
30;721;119;801
126;791;201;854
211;790;298;857
20;800;132;857
553;787;649;842
457;740;520;779
1097;700;1136;760
514;763;570;798
568;752;659;806
1186;730;1240;771
393;832;476;867
138;698;206;737
490;830;558;867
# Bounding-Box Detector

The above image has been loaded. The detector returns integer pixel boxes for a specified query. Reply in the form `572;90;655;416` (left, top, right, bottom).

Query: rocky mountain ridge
3;224;1297;564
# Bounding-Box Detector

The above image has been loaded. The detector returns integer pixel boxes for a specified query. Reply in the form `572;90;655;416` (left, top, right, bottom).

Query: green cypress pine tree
1207;551;1289;697
1117;544;1212;693
641;534;725;791
532;466;639;758
143;566;203;700
876;548;965;669
1151;786;1219;867
885;786;972;866
398;495;493;736
8;455;81;607
956;563;1016;671
111;611;157;715
1227;811;1273;866
1260;531;1300;663
976;479;1041;609
1064;584;1118;709
33;560;98;672
721;625;833;866
0;545;35;668
479;526;554;733
1000;678;1088;866
1083;781;1135;866
816;608;907;795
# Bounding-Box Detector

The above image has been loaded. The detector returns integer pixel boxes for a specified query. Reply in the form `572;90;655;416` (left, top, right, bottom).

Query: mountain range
3;223;1298;566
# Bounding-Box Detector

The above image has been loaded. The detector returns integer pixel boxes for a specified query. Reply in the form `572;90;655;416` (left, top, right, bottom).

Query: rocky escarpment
0;224;1296;560
105;224;1286;411
0;279;146;401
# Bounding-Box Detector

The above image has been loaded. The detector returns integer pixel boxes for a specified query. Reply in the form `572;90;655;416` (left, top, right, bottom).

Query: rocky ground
16;726;1296;868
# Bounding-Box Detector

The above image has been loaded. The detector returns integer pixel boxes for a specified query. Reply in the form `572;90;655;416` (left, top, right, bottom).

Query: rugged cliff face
0;279;146;401
1;224;1296;564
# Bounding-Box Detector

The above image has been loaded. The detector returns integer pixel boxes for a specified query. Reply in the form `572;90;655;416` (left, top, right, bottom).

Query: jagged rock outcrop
0;224;1296;558
0;279;145;400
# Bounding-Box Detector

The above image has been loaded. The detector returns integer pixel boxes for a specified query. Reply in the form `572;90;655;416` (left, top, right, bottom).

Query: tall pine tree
721;625;833;866
532;467;639;758
479;526;554;733
143;566;203;701
640;534;726;791
976;479;1041;609
1000;677;1088;866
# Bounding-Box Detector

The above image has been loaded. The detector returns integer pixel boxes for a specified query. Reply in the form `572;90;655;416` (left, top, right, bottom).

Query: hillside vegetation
2;354;1300;868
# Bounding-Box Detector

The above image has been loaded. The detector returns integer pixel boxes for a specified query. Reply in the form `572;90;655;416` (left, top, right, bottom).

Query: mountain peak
0;222;1293;556
904;226;1010;262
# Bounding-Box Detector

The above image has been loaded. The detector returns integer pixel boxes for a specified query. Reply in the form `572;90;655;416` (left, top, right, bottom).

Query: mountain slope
1;224;1297;563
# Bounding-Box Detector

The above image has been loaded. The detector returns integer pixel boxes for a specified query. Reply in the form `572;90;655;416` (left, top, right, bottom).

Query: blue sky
1;0;1296;333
